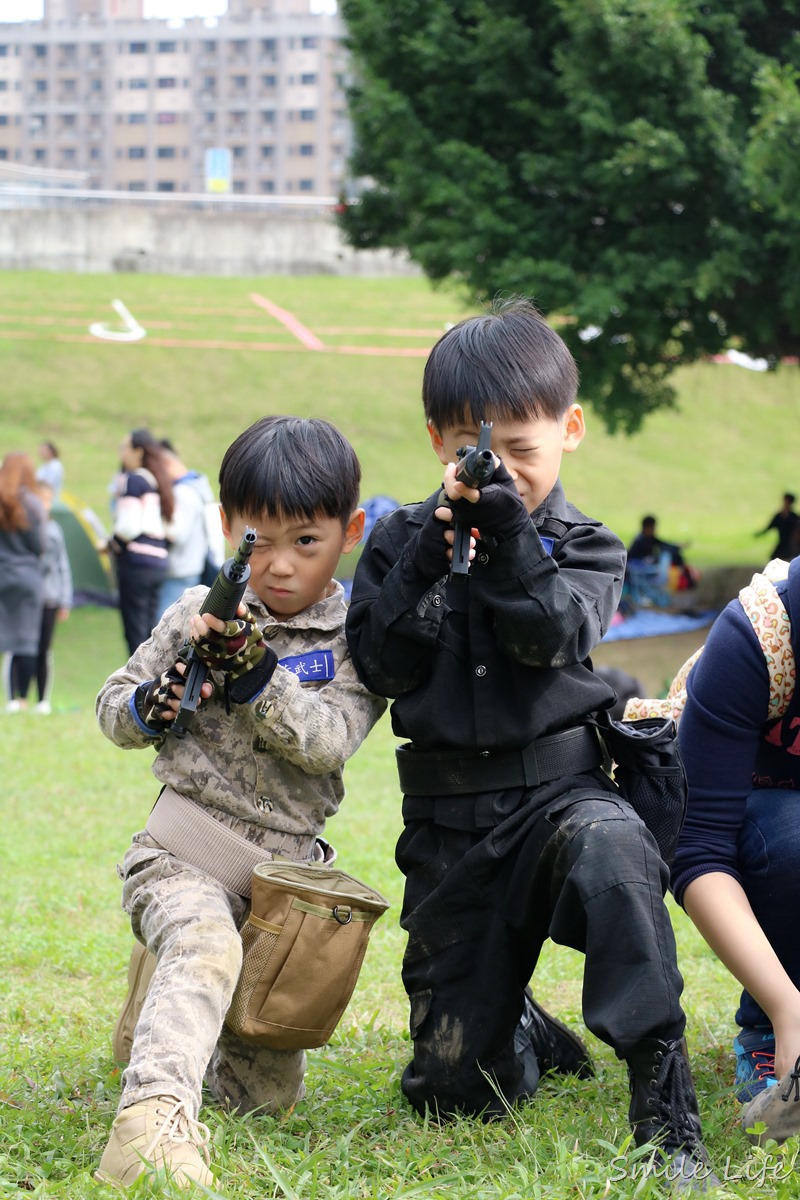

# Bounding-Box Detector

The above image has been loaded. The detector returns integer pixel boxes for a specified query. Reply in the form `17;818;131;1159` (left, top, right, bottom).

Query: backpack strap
622;558;795;725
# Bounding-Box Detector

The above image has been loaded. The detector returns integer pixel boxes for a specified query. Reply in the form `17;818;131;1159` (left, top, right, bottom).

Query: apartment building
0;0;350;196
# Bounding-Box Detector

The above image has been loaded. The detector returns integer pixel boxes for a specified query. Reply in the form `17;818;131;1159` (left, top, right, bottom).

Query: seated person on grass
95;415;386;1189
345;298;716;1188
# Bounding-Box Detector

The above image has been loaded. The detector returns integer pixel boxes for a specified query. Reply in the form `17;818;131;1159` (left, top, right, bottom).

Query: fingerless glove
405;507;453;581
134;663;185;731
190;605;267;676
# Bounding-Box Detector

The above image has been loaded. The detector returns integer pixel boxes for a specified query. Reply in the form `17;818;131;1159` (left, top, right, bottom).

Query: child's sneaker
95;1095;213;1188
733;1028;777;1102
742;1054;800;1144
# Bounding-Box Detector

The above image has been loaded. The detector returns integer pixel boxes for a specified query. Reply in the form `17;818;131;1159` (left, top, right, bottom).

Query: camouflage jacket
96;581;386;842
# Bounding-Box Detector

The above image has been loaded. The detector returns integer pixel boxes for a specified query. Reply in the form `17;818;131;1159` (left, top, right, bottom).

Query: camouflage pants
119;832;307;1119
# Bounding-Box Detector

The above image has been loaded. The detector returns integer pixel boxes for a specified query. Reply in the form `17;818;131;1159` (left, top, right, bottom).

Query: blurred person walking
106;430;174;656
35;440;64;500
157;439;217;616
9;482;73;714
0;453;46;712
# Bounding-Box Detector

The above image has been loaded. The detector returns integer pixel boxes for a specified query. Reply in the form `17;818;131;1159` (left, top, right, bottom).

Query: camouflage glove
134;663;185;732
190;605;267;677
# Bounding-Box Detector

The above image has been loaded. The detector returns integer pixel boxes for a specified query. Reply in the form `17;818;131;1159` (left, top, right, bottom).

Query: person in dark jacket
672;555;800;1143
346;298;715;1187
0;452;46;711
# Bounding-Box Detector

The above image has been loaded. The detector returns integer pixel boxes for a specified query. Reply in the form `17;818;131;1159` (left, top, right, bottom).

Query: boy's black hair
422;296;579;430
219;415;361;526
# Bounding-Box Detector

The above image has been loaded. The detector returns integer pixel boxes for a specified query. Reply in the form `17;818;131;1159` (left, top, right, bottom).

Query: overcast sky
1;1;336;20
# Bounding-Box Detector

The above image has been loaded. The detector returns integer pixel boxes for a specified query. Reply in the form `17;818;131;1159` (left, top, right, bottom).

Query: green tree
339;0;800;431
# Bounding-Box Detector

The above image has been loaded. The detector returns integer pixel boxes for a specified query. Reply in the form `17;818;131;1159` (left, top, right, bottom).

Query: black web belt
395;725;604;796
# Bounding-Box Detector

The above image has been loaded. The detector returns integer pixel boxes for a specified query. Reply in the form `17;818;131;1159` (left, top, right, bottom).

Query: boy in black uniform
346;299;714;1183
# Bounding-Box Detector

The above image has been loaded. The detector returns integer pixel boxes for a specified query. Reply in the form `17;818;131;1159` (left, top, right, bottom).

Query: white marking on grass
88;299;146;343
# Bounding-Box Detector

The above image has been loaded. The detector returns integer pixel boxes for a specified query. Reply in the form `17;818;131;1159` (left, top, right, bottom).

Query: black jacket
346;479;625;751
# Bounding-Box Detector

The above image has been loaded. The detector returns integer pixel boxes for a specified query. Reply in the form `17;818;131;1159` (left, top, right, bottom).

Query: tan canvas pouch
225;861;390;1050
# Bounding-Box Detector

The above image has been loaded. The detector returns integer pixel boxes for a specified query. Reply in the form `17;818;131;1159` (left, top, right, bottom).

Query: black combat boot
626;1038;719;1193
514;988;594;1083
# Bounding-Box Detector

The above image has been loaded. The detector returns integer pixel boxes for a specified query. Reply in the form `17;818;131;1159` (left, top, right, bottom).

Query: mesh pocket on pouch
598;713;687;864
225;862;390;1050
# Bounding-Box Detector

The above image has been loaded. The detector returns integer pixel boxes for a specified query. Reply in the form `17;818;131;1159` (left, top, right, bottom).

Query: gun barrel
456;447;495;490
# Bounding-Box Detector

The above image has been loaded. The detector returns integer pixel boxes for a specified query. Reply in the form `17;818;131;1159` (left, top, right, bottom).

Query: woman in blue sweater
672;555;800;1142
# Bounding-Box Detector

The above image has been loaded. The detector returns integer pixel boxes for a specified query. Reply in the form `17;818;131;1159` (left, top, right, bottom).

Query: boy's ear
562;404;586;453
342;507;366;553
427;421;448;465
220;507;234;547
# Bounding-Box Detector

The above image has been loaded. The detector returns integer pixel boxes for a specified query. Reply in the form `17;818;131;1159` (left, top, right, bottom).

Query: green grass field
1;270;799;1198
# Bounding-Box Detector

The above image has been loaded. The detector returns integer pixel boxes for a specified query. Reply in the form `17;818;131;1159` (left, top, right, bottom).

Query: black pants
395;772;685;1118
116;557;167;657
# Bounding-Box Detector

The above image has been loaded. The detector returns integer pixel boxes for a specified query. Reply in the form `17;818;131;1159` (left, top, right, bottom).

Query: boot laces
647;1046;704;1156
781;1055;800;1103
751;1048;776;1082
144;1097;211;1167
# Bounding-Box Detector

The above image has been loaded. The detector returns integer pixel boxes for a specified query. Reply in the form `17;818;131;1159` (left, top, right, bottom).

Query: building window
301;37;318;49
34;79;47;93
301;73;317;85
34;44;47;58
128;113;146;124
128;181;146;191
260;180;274;193
232;180;245;193
158;41;177;53
33;148;45;162
261;38;276;55
0;46;7;57
232;145;246;160
128;146;146;158
203;40;216;52
0;149;7;161
260;145;273;158
90;147;101;159
62;113;77;127
157;146;176;158
261;74;276;88
90;78;103;92
299;179;314;191
233;74;247;89
300;144;314;156
157;112;177;124
0;81;7;92
300;109;316;121
62;148;76;163
204;111;215;124
129;42;148;54
156;181;175;191
157;77;177;89
0;115;7;126
129;78;148;89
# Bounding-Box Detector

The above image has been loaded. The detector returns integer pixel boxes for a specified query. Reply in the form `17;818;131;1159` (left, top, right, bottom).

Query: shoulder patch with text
278;650;335;681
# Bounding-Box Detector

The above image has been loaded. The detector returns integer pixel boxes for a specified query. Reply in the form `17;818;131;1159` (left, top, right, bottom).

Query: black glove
405;506;454;581
449;461;530;542
134;664;185;731
227;645;279;705
189;604;267;676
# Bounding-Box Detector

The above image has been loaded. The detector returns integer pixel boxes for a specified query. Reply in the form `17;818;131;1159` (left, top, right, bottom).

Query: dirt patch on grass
593;629;704;699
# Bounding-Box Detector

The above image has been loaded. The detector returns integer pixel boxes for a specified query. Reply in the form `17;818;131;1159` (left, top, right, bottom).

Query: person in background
107;430;174;657
35;441;64;500
19;482;72;714
754;492;799;563
0;453;46;712
158;439;216;616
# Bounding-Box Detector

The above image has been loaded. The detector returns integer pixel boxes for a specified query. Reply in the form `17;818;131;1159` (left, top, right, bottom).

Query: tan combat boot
95;1095;214;1188
111;941;157;1064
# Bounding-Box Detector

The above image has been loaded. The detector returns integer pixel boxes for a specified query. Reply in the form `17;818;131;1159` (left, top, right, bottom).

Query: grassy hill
2;269;799;568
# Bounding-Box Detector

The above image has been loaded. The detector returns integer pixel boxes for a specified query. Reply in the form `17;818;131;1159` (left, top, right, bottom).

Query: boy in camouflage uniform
95;416;386;1188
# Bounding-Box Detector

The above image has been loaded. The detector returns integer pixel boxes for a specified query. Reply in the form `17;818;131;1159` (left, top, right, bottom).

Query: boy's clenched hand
135;662;213;730
448;460;530;542
189;604;267;677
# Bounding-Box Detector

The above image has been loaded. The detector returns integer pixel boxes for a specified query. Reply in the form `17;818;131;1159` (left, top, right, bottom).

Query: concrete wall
0;202;420;277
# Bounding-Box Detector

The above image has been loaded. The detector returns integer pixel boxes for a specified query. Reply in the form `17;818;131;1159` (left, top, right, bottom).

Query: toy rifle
170;526;257;738
449;421;495;576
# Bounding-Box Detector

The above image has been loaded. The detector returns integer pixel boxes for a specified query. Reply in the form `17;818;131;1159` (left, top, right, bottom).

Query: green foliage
340;0;800;431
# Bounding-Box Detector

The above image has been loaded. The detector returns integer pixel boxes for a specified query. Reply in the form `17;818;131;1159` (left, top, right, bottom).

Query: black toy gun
449;421;495;576
170;527;257;738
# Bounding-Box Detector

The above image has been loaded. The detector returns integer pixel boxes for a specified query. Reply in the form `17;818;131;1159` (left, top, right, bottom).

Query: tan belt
145;786;318;898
